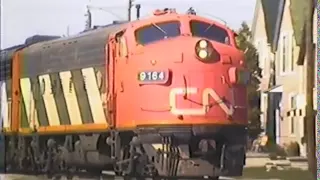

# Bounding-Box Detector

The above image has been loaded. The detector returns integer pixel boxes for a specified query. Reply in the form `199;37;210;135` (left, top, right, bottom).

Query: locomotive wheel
114;145;131;176
5;137;17;172
27;146;37;171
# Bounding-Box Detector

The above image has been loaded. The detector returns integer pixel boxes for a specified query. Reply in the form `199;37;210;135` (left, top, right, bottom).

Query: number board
138;70;167;84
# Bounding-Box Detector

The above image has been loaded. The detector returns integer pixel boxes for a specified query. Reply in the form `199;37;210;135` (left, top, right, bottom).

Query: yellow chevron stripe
38;75;60;126
81;67;106;124
20;78;39;128
59;71;83;125
7;100;12;128
0;81;10;128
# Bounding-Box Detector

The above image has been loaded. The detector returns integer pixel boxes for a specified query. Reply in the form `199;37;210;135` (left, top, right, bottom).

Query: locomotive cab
113;11;248;127
110;10;249;178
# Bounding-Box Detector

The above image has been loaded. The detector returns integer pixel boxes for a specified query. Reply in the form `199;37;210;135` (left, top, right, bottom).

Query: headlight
198;49;208;59
195;39;214;61
199;40;208;48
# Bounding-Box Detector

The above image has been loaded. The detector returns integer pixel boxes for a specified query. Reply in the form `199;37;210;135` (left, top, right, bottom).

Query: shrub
284;142;300;157
267;143;287;160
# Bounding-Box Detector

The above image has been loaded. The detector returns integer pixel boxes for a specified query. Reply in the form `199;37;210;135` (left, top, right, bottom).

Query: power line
87;5;126;20
87;0;137;22
134;1;217;7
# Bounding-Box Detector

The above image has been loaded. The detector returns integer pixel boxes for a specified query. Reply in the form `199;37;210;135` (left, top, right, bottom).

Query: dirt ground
240;167;313;180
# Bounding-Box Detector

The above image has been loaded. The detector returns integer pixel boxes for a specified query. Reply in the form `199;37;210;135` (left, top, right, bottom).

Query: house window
314;43;316;89
280;32;294;74
290;117;295;134
290;34;295;71
289;94;297;134
291;95;297;109
282;35;287;73
119;36;128;57
263;93;268;111
255;39;267;75
276;50;280;76
260;93;268;112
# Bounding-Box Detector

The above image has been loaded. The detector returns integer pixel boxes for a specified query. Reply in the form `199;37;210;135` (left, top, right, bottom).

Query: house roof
270;0;286;52
261;0;283;45
264;85;283;93
289;0;310;46
251;0;285;52
292;0;316;65
250;0;260;39
252;0;315;64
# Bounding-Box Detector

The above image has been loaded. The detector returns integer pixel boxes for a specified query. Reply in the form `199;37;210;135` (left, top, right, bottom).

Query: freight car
0;9;250;179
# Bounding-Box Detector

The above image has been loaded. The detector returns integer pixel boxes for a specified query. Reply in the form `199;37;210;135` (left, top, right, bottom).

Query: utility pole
128;0;134;21
84;6;92;30
66;26;70;36
304;0;316;178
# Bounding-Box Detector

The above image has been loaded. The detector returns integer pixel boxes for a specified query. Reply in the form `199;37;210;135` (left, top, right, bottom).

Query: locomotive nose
194;39;220;63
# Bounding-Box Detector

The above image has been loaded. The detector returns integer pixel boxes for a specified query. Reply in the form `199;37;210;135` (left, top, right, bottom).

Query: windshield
135;21;181;45
190;20;230;44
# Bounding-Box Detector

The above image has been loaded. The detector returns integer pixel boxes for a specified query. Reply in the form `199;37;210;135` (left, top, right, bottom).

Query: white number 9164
138;71;166;82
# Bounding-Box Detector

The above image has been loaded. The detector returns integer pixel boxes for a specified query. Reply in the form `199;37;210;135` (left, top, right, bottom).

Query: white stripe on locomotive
59;71;83;125
81;67;106;124
20;78;39;128
0;81;9;129
38;74;60;126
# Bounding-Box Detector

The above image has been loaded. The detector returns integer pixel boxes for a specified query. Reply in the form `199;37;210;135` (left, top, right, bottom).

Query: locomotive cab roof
0;35;60;63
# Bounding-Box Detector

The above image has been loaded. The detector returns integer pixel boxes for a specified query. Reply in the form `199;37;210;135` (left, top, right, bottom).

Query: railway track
2;170;112;180
1;171;227;180
0;173;281;180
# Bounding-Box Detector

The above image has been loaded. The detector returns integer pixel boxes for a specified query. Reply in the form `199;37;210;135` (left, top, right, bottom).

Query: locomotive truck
0;9;250;179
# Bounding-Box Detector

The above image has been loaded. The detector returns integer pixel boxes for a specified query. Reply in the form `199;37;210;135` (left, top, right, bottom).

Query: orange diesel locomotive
0;9;249;179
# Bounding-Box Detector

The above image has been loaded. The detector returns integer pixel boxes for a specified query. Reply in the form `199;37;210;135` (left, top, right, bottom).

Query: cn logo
169;88;234;116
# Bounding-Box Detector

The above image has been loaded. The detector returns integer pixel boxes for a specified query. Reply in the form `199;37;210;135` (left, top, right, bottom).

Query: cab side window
116;32;128;58
119;36;128;57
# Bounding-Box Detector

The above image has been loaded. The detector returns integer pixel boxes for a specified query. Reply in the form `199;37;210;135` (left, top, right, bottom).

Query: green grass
239;167;314;180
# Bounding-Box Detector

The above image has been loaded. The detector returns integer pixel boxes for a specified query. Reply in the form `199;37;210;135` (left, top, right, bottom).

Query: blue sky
1;0;256;48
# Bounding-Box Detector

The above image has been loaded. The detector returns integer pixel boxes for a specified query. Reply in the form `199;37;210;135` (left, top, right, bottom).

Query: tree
236;22;263;139
303;0;316;177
